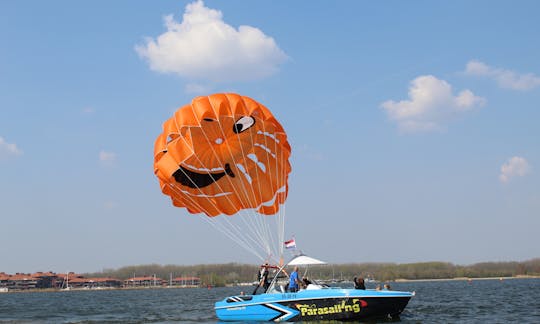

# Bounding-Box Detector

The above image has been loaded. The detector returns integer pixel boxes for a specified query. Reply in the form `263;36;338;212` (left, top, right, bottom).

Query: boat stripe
215;293;412;310
264;303;295;322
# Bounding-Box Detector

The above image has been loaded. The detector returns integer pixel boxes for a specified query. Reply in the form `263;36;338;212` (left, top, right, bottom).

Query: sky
1;0;539;274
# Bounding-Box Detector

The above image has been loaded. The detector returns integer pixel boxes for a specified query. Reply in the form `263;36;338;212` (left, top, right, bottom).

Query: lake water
1;278;539;323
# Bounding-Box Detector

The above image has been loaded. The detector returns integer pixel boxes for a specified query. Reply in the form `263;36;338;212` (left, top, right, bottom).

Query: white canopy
287;255;327;266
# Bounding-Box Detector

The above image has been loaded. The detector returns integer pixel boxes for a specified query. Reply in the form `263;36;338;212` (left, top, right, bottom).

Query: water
1;279;539;323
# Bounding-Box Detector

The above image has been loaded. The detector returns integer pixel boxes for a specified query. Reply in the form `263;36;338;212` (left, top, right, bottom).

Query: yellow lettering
297;299;364;317
351;299;361;313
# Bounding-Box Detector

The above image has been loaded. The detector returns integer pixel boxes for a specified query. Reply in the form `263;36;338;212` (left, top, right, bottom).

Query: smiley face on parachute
154;94;291;217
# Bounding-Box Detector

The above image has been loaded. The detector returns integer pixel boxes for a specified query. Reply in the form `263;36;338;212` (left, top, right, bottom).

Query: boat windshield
265;255;327;294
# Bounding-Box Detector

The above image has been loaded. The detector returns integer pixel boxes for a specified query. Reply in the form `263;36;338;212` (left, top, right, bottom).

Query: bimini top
287;255;327;266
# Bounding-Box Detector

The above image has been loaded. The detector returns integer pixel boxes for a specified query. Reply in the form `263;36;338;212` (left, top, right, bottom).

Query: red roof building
0;271;122;290
172;276;201;287
0;273;39;289
68;277;122;288
124;276;164;287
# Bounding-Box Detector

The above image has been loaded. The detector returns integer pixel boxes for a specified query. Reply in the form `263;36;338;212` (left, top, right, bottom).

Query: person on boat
383;283;392;290
302;277;312;287
288;266;302;292
252;262;271;294
353;276;366;290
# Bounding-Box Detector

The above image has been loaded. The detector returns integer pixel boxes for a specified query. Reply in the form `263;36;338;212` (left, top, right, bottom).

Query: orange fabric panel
154;93;291;217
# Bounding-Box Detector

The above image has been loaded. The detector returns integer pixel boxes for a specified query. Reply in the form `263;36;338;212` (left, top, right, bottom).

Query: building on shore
67;277;122;289
1;271;201;290
171;276;201;287
0;271;122;290
55;272;85;289
123;275;164;287
33;272;62;288
0;273;39;290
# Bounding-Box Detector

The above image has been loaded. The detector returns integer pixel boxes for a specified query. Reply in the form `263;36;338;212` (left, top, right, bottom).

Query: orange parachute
154;93;291;217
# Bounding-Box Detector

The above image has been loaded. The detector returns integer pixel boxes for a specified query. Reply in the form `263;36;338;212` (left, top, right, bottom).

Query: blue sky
1;0;539;274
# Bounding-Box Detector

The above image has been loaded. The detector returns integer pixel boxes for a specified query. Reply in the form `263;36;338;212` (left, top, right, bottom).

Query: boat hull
215;289;413;321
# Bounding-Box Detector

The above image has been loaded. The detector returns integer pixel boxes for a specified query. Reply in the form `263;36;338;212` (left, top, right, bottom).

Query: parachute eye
203;118;215;122
233;116;255;134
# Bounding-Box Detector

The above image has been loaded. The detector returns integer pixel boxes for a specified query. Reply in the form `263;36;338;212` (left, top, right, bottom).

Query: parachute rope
207;95;283;260
257;113;280;257
173;109;270;259
206;96;275;258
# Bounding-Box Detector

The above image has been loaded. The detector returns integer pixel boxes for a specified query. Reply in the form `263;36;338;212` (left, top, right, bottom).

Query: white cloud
99;150;117;166
0;137;23;160
499;156;530;183
465;60;540;91
136;0;287;82
381;75;486;132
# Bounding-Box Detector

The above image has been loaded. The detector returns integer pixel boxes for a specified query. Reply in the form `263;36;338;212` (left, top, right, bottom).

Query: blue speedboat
215;255;414;321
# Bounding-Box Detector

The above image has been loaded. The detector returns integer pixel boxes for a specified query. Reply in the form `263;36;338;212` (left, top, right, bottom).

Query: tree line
84;258;540;287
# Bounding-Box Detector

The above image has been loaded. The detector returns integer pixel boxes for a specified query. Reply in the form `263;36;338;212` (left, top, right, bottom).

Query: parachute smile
178;189;231;198
173;163;235;189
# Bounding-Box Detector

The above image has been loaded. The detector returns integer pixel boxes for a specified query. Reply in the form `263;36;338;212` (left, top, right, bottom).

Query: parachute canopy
154;93;292;217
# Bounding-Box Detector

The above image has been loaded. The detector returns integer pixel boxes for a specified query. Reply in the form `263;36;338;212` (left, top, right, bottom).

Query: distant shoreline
0;285;201;294
2;275;539;294
393;275;540;282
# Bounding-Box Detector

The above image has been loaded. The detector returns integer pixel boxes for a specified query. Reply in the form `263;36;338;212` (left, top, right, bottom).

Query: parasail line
204;96;273;256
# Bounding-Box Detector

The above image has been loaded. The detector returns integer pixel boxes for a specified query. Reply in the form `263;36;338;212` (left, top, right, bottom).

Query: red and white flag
284;238;296;249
